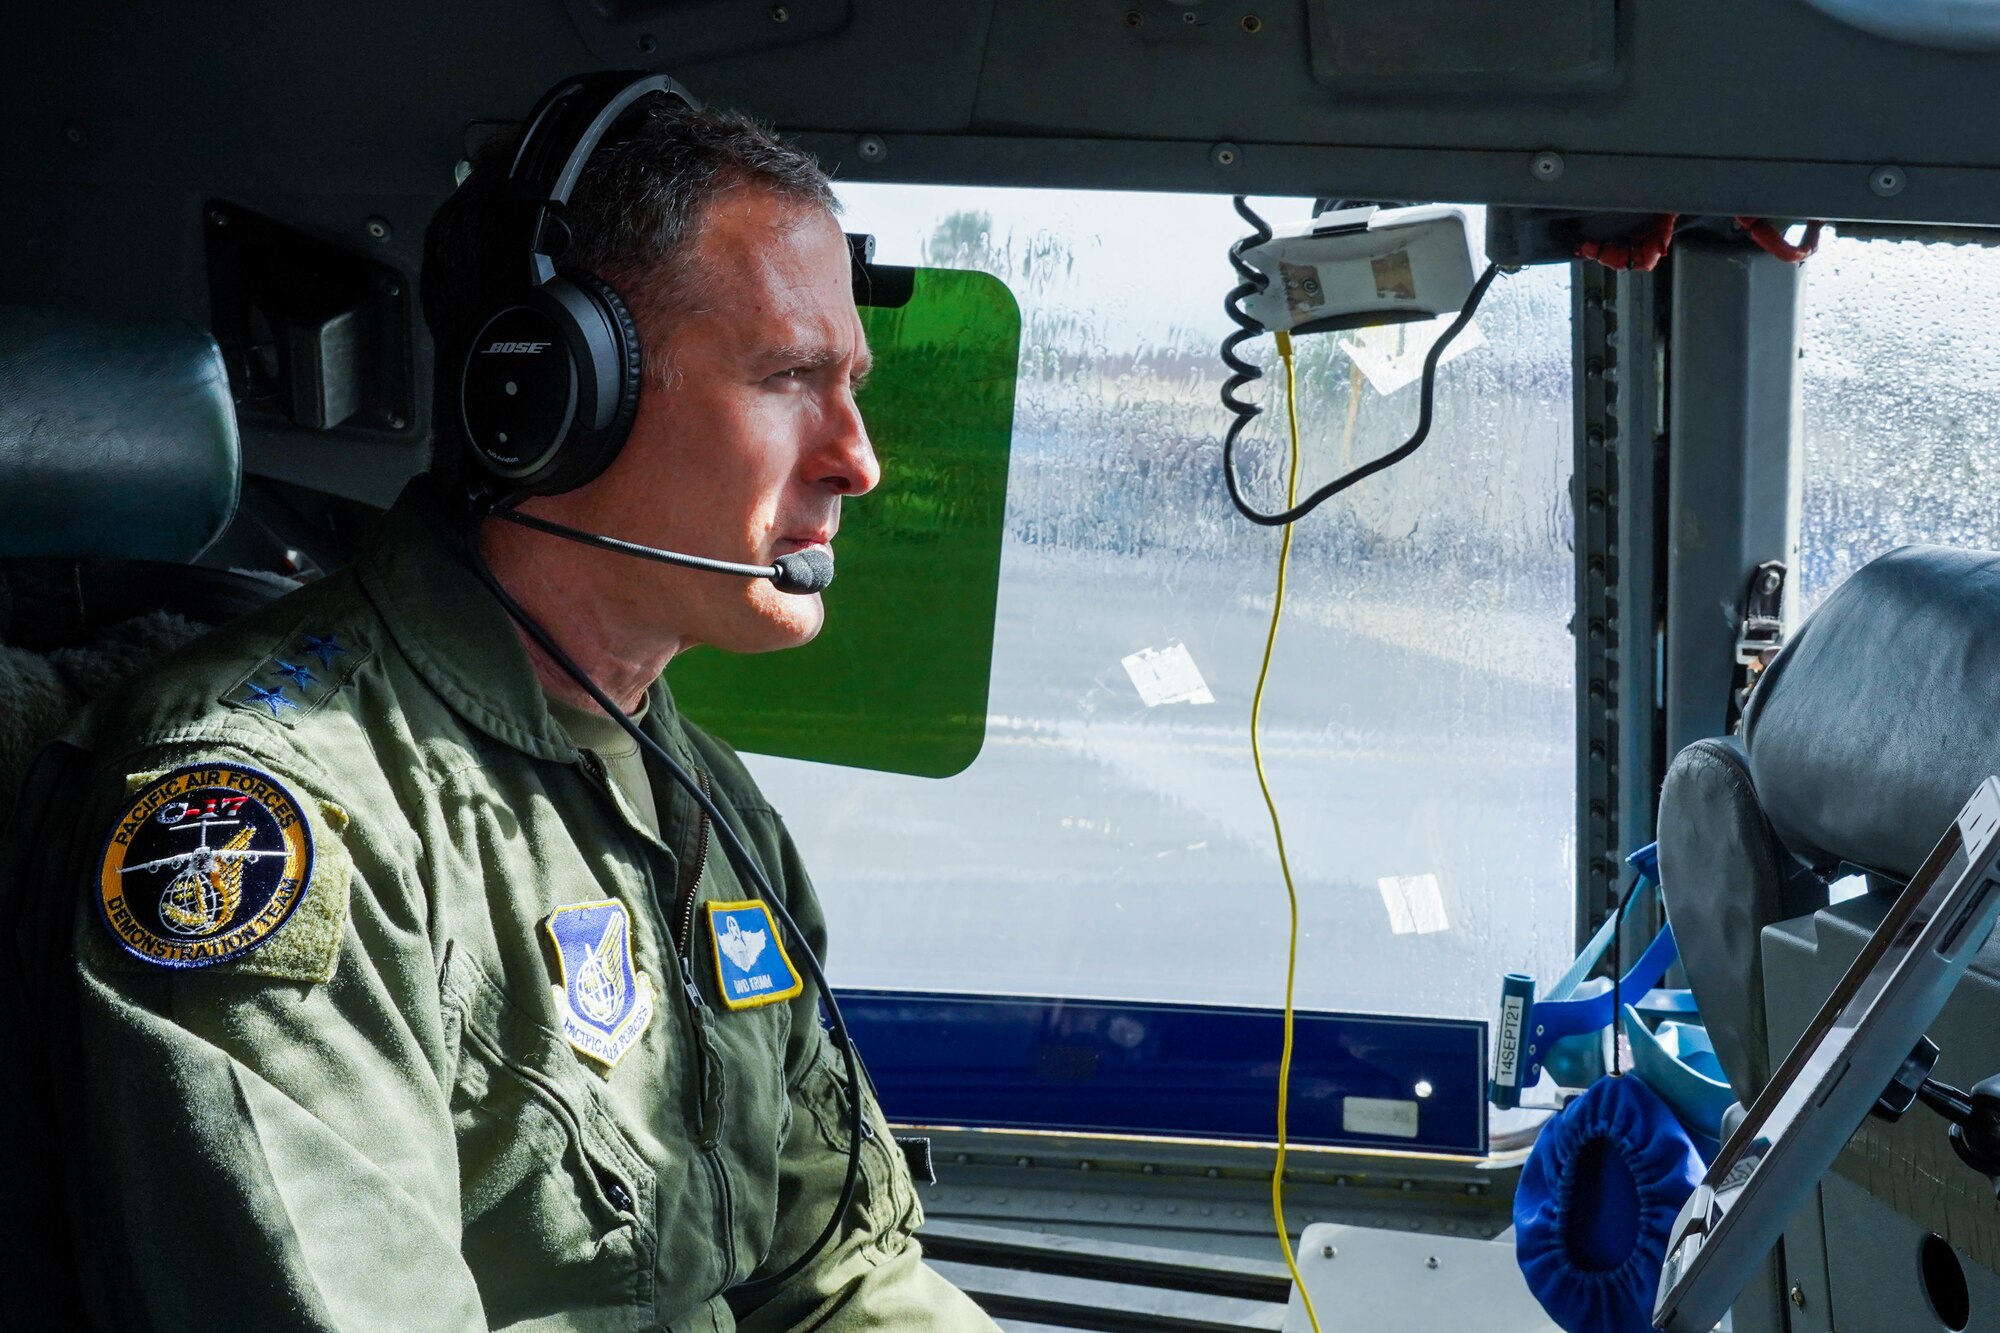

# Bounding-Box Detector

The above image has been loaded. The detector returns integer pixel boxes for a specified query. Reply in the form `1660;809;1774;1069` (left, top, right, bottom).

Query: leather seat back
1;305;256;823
1744;544;2000;880
0;303;239;562
1658;545;2000;1103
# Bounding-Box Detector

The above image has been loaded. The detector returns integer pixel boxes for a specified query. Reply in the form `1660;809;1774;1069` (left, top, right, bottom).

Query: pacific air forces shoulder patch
98;763;316;970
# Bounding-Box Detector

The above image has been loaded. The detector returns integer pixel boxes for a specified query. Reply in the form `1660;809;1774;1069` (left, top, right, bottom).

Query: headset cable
464;531;866;1296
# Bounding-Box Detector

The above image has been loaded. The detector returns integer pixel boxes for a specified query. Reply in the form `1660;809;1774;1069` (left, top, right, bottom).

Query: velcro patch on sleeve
94;762;349;981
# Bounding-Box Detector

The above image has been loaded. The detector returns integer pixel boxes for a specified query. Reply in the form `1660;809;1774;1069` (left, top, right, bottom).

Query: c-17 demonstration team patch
98;763;315;969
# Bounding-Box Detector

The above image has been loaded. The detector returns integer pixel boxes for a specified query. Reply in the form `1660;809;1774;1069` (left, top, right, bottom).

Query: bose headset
455;70;676;499
452;69;835;588
449;71;869;1292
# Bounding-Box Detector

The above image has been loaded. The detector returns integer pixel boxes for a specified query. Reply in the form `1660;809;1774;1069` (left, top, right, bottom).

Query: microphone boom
771;547;835;594
486;505;832;594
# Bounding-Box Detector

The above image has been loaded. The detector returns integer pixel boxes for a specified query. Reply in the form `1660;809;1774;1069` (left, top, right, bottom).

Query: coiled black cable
1219;195;1277;510
1218;195;1504;528
463;528;865;1297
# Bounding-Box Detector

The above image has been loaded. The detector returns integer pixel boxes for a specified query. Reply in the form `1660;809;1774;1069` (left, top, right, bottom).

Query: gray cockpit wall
10;5;2000;1329
4;1;1998;506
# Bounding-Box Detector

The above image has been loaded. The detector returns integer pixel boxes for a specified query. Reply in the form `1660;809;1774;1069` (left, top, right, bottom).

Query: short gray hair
562;98;837;342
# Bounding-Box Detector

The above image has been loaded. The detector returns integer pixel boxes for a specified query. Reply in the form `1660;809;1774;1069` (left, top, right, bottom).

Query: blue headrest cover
0;305;240;561
1515;1074;1704;1333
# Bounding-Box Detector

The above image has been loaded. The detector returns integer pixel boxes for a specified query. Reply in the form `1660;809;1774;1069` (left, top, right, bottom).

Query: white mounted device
1238;205;1478;336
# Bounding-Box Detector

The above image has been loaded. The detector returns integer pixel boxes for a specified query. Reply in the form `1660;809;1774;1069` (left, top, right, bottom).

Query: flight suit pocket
800;1036;923;1243
441;945;657;1328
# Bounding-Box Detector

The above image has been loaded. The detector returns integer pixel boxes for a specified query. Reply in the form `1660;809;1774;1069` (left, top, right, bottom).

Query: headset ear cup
490;270;642;497
563;269;645;489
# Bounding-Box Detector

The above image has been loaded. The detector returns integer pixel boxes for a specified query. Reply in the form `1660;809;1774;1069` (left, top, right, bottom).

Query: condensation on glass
1799;231;2000;615
744;187;1576;1020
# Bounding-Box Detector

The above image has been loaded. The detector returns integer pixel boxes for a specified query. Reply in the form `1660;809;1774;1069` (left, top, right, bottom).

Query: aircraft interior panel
10;4;2000;1331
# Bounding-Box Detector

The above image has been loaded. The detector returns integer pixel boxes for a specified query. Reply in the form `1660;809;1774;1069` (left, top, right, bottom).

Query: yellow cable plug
1254;328;1324;1333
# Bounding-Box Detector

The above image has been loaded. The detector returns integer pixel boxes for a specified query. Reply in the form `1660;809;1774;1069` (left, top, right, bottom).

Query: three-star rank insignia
545;901;655;1067
707;900;802;1010
222;631;364;727
98;763;315;969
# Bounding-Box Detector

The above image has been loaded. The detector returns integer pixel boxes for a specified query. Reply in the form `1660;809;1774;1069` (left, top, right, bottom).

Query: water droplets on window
1799;232;2000;616
745;187;1576;1020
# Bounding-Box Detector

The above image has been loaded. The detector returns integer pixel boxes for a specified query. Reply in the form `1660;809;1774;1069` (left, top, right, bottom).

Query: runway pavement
746;548;1576;1024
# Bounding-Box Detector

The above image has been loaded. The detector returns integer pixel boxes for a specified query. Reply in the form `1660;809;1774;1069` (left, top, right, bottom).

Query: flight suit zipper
578;742;734;1282
663;757;735;1280
669;765;728;1156
674;768;714;960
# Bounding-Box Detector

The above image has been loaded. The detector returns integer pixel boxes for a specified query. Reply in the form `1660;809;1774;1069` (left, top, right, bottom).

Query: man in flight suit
19;88;998;1330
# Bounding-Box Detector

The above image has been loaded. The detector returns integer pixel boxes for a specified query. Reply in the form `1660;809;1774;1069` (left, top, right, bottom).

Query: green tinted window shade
670;266;1019;778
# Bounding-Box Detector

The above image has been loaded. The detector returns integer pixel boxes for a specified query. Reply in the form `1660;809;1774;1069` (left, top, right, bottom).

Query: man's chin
711;597;825;655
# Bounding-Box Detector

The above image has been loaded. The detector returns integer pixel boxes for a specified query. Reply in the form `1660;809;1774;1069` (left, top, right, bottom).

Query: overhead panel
558;0;851;66
1305;0;1618;95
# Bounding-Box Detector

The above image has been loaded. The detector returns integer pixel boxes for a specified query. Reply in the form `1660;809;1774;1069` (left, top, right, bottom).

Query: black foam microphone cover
771;548;835;594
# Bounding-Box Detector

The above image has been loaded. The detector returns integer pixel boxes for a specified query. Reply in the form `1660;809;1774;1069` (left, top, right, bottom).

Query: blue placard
836;990;1487;1156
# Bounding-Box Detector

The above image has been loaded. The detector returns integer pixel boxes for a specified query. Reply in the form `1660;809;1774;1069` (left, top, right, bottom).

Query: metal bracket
1572;261;1668;941
1735;560;1787;666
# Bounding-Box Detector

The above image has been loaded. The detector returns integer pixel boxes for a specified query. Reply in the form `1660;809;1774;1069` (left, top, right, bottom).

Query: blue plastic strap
1544;878;1641;1004
1490;844;1675;1108
1530;923;1678;1046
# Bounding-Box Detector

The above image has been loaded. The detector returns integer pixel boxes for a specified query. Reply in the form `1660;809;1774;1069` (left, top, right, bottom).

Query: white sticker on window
1377;873;1451;935
1120;642;1215;707
1343;1095;1420;1139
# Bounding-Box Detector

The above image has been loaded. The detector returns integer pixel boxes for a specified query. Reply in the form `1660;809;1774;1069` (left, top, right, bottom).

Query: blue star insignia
270;659;316;689
300;633;347;669
243;682;300;718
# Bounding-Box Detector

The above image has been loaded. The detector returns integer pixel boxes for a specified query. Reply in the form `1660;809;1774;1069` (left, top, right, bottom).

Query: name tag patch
97;763;315;969
545;901;654;1067
707;900;803;1010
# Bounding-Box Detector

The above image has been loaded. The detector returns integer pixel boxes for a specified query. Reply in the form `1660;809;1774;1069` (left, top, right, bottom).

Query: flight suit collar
357;479;685;764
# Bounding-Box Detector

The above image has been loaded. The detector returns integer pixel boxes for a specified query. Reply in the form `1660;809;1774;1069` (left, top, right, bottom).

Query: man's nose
814;389;881;497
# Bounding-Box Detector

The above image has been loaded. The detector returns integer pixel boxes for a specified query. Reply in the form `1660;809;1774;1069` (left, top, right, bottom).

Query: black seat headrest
1743;545;2000;881
0;305;239;562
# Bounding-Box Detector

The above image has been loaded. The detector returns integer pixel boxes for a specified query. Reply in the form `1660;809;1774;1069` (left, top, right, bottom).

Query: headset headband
504;72;699;286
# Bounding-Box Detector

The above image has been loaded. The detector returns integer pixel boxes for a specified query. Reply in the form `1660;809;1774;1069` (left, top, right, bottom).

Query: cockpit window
1799;230;2000;615
741;186;1576;1019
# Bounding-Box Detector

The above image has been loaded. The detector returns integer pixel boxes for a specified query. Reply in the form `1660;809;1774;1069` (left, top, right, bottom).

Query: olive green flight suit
36;481;996;1331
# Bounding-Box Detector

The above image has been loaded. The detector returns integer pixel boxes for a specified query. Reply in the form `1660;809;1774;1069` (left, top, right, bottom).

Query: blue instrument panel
839;989;1488;1157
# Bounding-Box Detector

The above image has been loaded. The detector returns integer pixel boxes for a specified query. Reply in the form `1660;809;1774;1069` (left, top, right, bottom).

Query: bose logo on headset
456;71;696;497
